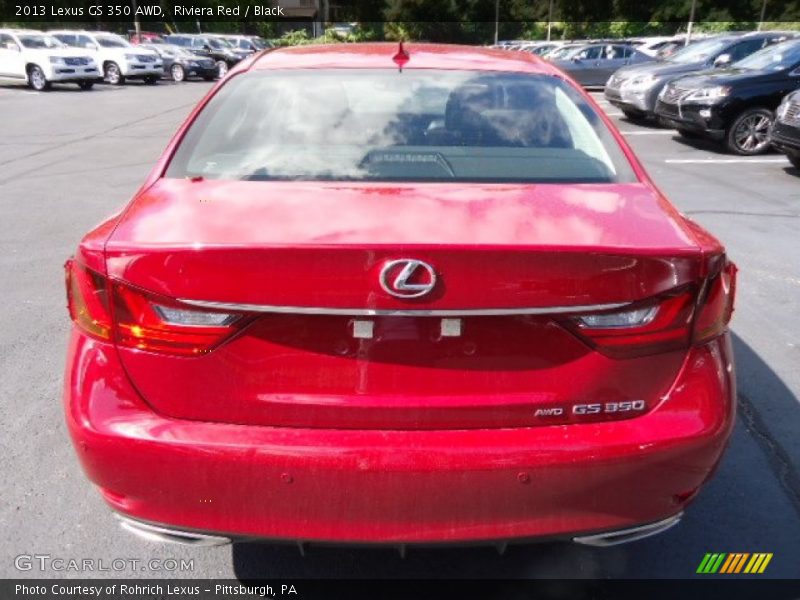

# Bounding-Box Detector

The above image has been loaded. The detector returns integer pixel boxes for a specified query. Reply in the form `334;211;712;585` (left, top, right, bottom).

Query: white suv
49;30;162;85
0;29;99;91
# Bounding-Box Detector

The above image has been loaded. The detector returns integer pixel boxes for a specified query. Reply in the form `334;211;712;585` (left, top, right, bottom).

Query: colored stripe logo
697;553;773;574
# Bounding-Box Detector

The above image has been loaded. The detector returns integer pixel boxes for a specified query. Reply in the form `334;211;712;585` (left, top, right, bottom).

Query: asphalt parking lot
0;80;798;580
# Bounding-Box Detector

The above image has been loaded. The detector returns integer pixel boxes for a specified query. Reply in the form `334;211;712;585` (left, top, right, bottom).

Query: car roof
249;43;561;75
49;30;117;35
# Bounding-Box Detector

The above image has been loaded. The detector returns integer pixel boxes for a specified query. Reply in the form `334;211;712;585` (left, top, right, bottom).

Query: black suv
163;34;248;77
605;32;794;121
771;90;800;168
655;39;800;155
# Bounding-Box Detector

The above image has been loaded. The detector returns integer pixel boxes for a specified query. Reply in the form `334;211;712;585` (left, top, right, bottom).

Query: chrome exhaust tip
115;514;231;547
572;512;683;547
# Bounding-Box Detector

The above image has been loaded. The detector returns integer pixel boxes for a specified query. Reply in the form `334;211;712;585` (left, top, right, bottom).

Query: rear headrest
480;109;572;148
445;83;495;133
444;81;572;147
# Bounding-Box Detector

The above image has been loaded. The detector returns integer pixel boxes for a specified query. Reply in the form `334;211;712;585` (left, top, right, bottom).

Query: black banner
3;579;800;600
1;0;800;23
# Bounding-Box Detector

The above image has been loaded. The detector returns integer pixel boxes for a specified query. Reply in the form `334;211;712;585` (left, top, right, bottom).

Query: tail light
567;257;736;359
567;287;696;358
65;259;113;341
65;260;247;356
693;259;737;344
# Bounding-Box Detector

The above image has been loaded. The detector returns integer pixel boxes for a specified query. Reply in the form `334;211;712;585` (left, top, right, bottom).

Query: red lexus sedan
64;43;737;548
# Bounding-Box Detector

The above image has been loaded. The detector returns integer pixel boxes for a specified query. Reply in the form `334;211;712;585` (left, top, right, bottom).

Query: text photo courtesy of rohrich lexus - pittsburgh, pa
1;0;799;598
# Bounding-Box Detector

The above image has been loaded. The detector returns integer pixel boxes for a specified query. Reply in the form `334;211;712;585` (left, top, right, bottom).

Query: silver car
550;43;653;87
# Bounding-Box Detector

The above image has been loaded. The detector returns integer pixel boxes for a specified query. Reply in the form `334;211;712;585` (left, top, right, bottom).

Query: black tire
216;60;229;78
104;62;125;85
27;65;50;91
78;81;94;91
725;108;773;155
144;75;159;85
676;128;702;139
170;64;186;82
787;152;800;170
622;109;646;122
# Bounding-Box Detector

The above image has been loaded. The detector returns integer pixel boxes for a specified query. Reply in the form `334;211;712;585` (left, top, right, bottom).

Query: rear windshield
166;69;636;184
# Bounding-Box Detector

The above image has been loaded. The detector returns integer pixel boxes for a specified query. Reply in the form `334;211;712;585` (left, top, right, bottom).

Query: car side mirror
713;53;731;68
85;42;97;50
571;56;582;63
4;41;20;51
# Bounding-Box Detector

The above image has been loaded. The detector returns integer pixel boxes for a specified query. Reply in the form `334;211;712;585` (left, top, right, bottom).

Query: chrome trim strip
572;513;683;547
115;514;231;547
177;299;629;317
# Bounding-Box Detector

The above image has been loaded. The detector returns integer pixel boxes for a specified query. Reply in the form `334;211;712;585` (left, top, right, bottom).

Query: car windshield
18;34;64;49
666;37;730;64
167;69;636;184
734;39;800;71
95;34;130;48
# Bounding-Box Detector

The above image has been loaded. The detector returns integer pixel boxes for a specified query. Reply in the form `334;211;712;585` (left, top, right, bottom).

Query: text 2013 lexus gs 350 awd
64;43;737;548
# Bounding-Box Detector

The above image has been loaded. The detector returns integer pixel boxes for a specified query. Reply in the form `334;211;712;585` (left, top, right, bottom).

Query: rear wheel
786;151;800;169
78;81;94;91
144;75;159;85
104;62;125;85
27;65;50;91
216;60;229;78
170;64;186;82
725;108;773;155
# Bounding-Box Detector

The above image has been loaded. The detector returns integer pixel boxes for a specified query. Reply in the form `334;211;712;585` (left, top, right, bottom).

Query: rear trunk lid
104;179;705;429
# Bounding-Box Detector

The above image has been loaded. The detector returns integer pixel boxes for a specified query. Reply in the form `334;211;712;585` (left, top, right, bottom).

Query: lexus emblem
379;259;437;299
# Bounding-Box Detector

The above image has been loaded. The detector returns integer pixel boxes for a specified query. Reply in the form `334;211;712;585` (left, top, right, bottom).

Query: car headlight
48;56;65;65
684;86;731;103
622;74;657;90
124;53;138;61
777;101;790;120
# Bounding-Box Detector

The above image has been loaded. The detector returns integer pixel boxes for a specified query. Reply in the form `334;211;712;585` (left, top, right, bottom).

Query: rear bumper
64;329;735;544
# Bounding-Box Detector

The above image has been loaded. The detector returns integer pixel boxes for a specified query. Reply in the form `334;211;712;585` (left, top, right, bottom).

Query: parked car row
0;29;101;90
607;36;800;164
0;28;271;90
495;34;713;62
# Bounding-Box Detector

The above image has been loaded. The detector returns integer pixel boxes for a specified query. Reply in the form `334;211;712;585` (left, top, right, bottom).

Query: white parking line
619;130;675;135
664;158;788;164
